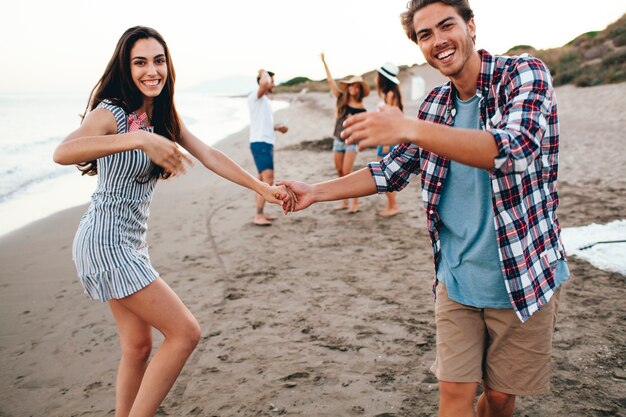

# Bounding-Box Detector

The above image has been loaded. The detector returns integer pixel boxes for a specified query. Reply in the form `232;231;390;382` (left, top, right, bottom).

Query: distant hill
276;13;626;92
505;13;626;87
273;65;436;95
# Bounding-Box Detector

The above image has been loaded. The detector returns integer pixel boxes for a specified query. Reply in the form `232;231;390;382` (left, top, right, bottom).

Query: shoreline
1;81;625;416
0;93;290;239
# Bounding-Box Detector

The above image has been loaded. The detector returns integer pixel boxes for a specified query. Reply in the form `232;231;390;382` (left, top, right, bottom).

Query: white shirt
247;91;275;145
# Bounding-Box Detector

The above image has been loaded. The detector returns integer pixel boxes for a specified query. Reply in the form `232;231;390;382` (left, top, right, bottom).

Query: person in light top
247;69;289;226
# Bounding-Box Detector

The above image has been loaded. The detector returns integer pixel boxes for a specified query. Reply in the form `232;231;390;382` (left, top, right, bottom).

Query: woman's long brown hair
77;26;181;180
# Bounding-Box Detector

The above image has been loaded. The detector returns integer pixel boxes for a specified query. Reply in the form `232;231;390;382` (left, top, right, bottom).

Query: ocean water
0;92;288;237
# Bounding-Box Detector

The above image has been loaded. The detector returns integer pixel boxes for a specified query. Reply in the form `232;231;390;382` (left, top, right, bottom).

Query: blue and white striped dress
72;101;159;301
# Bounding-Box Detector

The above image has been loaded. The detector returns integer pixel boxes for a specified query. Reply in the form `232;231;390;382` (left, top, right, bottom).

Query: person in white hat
320;52;369;213
375;62;403;217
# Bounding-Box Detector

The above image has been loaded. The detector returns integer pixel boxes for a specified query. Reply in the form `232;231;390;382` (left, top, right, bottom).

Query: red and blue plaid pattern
369;50;566;322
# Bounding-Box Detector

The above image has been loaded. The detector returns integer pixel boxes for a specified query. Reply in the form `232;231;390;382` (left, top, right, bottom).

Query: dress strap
96;100;129;134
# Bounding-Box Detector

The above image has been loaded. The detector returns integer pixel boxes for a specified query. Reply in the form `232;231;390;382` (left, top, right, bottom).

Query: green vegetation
506;13;626;87
279;77;313;87
567;31;600;46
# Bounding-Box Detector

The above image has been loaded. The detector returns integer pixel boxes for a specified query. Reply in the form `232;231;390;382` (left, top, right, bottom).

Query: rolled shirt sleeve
368;142;421;193
490;57;554;174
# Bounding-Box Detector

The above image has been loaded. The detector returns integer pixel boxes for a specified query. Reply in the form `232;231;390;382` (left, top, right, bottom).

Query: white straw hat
377;62;400;85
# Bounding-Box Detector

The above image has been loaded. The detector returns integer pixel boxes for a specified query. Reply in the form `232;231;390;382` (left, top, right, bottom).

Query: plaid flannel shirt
368;50;566;322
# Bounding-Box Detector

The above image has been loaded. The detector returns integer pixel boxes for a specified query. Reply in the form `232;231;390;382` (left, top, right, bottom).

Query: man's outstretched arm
278;168;377;212
341;106;498;170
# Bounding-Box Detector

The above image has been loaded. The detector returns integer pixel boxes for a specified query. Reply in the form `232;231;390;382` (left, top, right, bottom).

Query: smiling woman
51;25;295;417
130;40;168;100
66;26;182;180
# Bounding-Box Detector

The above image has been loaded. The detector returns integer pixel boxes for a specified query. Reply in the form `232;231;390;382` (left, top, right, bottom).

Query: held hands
260;183;298;213
341;105;408;149
275;180;315;213
137;130;193;177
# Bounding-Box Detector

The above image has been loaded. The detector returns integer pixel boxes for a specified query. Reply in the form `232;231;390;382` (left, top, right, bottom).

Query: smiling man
279;1;569;416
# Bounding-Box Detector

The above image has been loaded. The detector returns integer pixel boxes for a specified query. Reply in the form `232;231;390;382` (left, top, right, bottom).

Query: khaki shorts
431;284;561;396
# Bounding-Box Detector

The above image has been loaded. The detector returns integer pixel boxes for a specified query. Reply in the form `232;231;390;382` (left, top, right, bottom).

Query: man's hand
341;105;410;149
275;124;288;134
257;69;270;82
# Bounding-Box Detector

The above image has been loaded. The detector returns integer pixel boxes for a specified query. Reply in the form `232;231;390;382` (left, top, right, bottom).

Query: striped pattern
72;101;159;301
368;50;565;322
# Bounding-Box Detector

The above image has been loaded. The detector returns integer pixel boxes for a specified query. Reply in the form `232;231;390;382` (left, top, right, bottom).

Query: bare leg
109;302;153;417
438;381;478;417
254;169;274;225
333;152;348;209
377;192;400;217
476;386;516;417
375;154;399;217
342;151;359;212
110;278;201;417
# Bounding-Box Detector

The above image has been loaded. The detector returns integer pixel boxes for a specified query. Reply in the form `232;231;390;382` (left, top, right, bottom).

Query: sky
2;0;625;94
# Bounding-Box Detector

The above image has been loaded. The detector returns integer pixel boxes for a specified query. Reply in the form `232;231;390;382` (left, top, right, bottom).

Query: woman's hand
260;183;298;213
138;131;193;176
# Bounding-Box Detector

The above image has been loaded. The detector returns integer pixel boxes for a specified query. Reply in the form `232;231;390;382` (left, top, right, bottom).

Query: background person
374;62;403;218
320;52;368;213
248;69;289;226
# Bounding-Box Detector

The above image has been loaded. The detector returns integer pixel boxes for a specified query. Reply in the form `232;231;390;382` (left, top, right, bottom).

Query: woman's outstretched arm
177;123;295;208
320;52;340;98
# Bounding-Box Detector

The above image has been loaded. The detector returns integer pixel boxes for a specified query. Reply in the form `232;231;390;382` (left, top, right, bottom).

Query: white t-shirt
247;91;276;145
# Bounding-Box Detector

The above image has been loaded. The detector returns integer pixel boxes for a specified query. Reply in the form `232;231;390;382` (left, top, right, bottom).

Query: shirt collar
444;49;493;116
475;49;495;97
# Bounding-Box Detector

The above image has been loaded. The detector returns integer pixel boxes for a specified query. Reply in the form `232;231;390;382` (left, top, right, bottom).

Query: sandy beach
1;69;625;416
